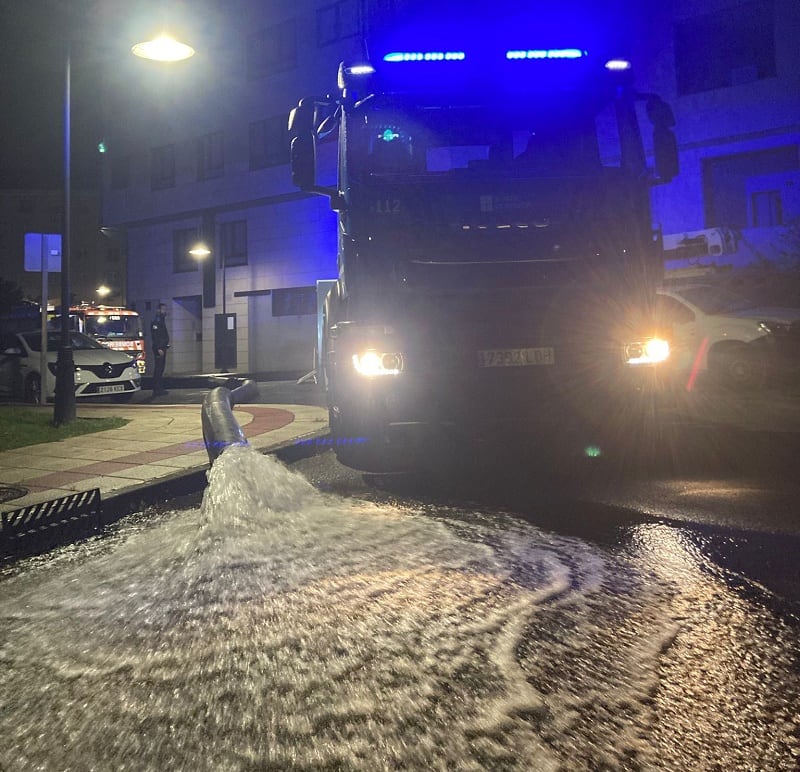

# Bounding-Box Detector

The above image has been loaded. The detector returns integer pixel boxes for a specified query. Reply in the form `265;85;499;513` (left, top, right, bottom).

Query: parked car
0;330;141;404
655;284;800;389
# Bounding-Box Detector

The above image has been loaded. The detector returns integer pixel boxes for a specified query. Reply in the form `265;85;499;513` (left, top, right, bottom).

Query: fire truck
289;9;679;471
51;305;147;375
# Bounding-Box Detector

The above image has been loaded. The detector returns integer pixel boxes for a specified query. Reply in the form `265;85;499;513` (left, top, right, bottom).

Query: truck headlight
352;349;404;377
624;337;670;365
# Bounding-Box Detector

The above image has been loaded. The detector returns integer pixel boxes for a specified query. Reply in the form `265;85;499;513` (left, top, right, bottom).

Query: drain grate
1;488;102;556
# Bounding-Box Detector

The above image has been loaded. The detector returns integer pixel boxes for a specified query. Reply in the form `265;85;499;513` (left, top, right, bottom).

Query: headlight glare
625;337;670;365
352;349;404;377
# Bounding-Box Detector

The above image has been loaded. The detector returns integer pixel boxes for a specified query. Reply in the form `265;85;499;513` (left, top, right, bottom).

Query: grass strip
0;407;129;452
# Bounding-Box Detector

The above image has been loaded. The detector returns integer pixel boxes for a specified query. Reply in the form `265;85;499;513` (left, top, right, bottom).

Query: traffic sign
24;233;62;272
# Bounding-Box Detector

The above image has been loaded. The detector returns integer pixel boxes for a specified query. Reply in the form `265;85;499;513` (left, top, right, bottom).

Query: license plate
478;347;555;367
98;384;126;394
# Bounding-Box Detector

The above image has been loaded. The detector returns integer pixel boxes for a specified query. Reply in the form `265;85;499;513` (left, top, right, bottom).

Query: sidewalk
0;400;329;516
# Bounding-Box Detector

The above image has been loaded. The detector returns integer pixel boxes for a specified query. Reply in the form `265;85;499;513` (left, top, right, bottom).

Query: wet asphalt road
2;381;799;769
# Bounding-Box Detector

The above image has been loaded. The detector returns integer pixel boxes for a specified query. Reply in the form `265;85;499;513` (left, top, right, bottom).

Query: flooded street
1;446;799;770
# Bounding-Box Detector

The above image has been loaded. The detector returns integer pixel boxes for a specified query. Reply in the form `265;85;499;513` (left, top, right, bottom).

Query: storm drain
1;488;102;558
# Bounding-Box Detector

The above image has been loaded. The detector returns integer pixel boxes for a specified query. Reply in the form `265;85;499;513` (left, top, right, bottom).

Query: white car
0;329;141;404
655;284;800;389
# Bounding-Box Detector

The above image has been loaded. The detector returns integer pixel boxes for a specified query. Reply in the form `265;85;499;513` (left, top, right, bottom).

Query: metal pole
221;251;227;372
40;237;48;399
53;48;76;425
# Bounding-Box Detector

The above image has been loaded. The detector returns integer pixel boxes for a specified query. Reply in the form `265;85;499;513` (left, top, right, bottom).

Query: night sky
0;1;85;188
0;0;64;187
0;0;199;189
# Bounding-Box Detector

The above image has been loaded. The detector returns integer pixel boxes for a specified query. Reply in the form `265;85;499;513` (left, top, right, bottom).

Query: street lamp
189;240;222;311
189;242;211;259
189;241;231;373
53;33;196;426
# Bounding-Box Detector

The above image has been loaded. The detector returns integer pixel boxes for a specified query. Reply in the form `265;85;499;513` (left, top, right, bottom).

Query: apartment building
636;0;800;270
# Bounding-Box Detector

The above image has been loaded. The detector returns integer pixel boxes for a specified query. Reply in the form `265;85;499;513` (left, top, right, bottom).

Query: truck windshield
350;100;609;181
83;314;142;340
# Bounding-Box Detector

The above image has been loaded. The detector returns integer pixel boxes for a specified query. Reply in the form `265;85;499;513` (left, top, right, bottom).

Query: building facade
100;0;800;377
636;0;800;272
0;187;116;309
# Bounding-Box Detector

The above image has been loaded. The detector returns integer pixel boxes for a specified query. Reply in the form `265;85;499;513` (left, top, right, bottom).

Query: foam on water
1;446;797;770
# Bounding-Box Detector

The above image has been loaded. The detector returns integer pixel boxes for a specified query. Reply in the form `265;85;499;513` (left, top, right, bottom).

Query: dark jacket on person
151;313;169;353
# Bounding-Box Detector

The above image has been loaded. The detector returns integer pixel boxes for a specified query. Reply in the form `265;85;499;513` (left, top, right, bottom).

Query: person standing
150;302;170;396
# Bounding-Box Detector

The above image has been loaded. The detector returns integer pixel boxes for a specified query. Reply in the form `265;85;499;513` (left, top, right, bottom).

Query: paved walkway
0;401;328;514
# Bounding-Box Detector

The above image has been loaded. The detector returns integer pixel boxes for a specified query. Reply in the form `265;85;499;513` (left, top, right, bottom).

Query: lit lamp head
131;34;195;62
189;242;211;259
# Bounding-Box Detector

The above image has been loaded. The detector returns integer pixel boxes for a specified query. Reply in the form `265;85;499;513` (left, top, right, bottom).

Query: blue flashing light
506;48;586;60
604;58;631;71
380;129;400;142
347;64;376;76
383;51;466;63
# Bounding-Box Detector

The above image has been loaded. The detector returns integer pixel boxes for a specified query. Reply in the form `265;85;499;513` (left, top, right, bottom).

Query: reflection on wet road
1;446;798;770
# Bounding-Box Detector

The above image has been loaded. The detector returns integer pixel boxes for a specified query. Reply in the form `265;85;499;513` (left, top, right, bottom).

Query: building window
249;117;289;169
111;155;130;189
675;1;776;96
173;227;200;273
317;0;360;46
703;146;798;228
151;144;175;190
272;287;316;316
197;131;224;180
219;220;248;267
247;19;296;79
751;191;783;227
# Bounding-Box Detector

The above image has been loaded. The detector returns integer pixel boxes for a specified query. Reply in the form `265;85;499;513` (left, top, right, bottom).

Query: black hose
201;379;260;465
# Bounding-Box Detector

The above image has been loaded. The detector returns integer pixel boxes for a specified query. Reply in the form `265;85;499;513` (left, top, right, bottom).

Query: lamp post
189;242;231;372
53;34;195;426
190;241;223;311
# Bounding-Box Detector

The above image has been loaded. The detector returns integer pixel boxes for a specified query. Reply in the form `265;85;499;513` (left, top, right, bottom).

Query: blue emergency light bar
383;51;466;62
506;48;586;60
382;48;592;64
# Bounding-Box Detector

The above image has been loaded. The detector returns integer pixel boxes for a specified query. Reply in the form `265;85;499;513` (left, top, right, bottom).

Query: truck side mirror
289;97;340;199
290;133;317;191
645;96;679;183
654;127;679;182
289;99;319;191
